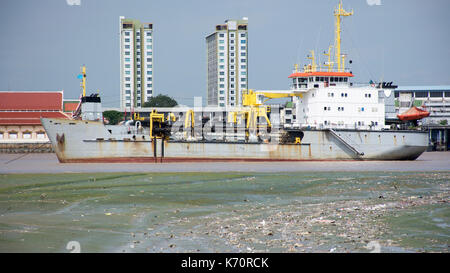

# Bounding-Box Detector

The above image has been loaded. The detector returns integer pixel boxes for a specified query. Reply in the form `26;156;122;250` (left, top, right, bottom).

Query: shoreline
0;151;449;174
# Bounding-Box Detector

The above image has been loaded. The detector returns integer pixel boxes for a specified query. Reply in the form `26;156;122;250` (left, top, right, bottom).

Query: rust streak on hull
59;157;369;163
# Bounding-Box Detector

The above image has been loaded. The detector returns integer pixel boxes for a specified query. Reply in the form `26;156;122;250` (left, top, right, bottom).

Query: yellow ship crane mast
293;1;353;73
334;0;353;72
229;89;303;132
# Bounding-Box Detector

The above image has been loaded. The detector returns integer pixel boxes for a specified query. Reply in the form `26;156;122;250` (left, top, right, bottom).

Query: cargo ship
41;1;429;162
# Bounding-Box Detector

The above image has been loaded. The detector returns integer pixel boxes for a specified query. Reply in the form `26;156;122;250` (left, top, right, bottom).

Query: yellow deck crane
184;109;195;140
133;110;177;139
228;89;303;141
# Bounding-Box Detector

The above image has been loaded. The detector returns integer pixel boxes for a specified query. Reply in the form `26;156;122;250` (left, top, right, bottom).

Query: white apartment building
206;18;248;107
119;16;154;110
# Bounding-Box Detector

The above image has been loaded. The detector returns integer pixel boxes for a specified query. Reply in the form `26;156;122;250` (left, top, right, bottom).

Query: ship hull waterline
41;118;428;163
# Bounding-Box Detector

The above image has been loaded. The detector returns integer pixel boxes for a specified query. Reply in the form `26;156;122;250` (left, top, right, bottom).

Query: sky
1;0;449;107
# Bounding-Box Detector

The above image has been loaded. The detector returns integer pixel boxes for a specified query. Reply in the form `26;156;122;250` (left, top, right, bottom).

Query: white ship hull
41;118;428;162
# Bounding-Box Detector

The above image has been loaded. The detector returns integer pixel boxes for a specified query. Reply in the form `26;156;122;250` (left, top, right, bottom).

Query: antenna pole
334;1;353;72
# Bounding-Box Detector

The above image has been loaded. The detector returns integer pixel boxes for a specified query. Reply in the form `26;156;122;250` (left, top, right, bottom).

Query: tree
143;94;178;108
103;110;123;125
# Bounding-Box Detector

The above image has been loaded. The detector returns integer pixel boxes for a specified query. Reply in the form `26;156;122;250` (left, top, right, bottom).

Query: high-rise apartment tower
206;18;248;107
119;16;154;110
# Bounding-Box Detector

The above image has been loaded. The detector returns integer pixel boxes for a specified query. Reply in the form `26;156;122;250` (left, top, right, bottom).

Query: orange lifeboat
397;106;430;121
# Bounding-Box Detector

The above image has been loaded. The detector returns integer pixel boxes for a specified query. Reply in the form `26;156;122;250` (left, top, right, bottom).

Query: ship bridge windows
430;91;443;98
415;91;428;98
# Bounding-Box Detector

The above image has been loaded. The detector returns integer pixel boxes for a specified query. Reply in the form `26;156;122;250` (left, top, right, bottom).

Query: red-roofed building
0;91;75;150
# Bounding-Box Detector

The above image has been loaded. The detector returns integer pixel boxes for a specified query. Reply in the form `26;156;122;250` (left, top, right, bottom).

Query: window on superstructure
430;91;443;98
344;78;348;82
415;91;428;98
330;77;334;82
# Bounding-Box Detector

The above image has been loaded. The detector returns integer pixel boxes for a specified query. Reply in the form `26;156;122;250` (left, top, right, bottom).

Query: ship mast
334;0;353;72
80;65;87;97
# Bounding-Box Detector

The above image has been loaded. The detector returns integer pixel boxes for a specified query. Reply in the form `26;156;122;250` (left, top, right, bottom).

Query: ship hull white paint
41;118;428;162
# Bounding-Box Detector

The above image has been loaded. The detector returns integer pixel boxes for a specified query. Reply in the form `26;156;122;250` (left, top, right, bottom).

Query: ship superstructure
286;1;393;131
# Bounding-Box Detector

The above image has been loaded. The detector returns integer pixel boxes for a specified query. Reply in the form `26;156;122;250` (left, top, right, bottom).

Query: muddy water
0;171;448;253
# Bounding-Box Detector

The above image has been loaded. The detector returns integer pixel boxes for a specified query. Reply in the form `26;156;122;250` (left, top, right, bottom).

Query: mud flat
0;171;448;253
0;152;449;174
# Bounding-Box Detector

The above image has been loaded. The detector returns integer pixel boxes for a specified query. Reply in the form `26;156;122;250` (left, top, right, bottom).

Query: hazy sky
1;0;449;107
